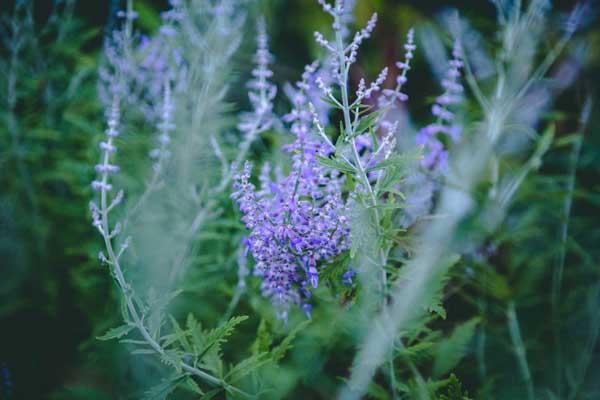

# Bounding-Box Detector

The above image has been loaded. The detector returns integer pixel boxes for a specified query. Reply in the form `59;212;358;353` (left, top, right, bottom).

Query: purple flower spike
232;65;351;319
418;39;464;172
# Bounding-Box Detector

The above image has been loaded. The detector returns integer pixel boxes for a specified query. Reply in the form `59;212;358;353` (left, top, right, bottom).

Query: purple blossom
379;28;415;107
98;1;188;123
149;81;175;173
357;67;388;100
417;39;464;171
342;268;356;285
399;171;435;227
314;2;379;83
91;95;121;192
238;18;277;135
232;69;350;319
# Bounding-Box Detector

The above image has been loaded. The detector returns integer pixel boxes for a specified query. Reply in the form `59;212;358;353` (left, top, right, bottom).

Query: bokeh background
1;0;599;398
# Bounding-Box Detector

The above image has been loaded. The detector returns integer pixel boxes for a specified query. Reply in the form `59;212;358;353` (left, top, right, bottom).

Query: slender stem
388;357;399;400
216;121;262;193
507;302;535;400
333;13;397;396
96;112;250;399
515;32;572;103
552;97;592;397
568;284;600;400
461;46;489;111
334;17;384;268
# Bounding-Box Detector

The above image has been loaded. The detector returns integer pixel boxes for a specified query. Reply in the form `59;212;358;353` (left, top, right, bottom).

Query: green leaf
251;319;273;355
96;324;135;341
369;128;379;150
143;374;185;400
271;320;310;362
439;374;473;400
198;315;249;360
425;254;460;318
367;381;392;400
225;352;271;382
393;254;460;334
134;1;163;32
366;154;411;173
316;155;356;174
320;95;342;109
183;377;204;395
199;388;222;400
160;350;183;373
352;109;385;138
429;303;447;320
169;315;192;353
120;339;149;345
433;318;480;377
349;198;378;264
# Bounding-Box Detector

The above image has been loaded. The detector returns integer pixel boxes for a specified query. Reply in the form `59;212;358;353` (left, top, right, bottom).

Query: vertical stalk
551;97;592;397
507;302;535;400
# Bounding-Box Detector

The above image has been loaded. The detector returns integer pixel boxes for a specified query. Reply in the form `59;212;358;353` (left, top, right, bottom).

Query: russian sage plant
85;0;589;398
339;2;585;398
89;1;284;397
232;0;417;323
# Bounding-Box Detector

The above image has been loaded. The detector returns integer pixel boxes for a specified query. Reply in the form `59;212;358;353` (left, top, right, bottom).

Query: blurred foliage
0;0;599;399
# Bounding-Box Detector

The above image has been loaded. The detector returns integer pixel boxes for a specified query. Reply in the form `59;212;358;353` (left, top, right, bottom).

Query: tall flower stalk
232;0;418;319
90;93;250;397
311;0;416;310
89;1;259;396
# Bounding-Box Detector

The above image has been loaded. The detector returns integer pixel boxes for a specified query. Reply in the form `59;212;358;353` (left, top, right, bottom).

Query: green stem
97;114;250;400
507;302;535;400
552;97;592;397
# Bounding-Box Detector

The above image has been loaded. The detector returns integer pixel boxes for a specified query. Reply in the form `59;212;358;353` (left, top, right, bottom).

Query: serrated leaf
198;316;248;360
186;313;199;331
143;374;184;400
160;350;183;373
367;381;391;400
429;303;447;319
251;319;273;355
433;318;480;377
183;377;204;395
349;199;378;264
272;320;310;362
439;374;473;400
96;324;135;341
375;169;407;197
169;315;192;353
225;352;271;382
394;254;460;334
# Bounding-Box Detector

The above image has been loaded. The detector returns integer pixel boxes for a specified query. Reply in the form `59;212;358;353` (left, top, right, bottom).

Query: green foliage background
1;0;599;399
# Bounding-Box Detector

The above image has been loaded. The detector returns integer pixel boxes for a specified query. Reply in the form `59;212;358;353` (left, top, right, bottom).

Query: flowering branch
90;94;251;399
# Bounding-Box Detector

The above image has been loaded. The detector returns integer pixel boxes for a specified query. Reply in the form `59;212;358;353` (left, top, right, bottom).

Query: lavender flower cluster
232;63;351;320
232;0;422;319
399;40;464;226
